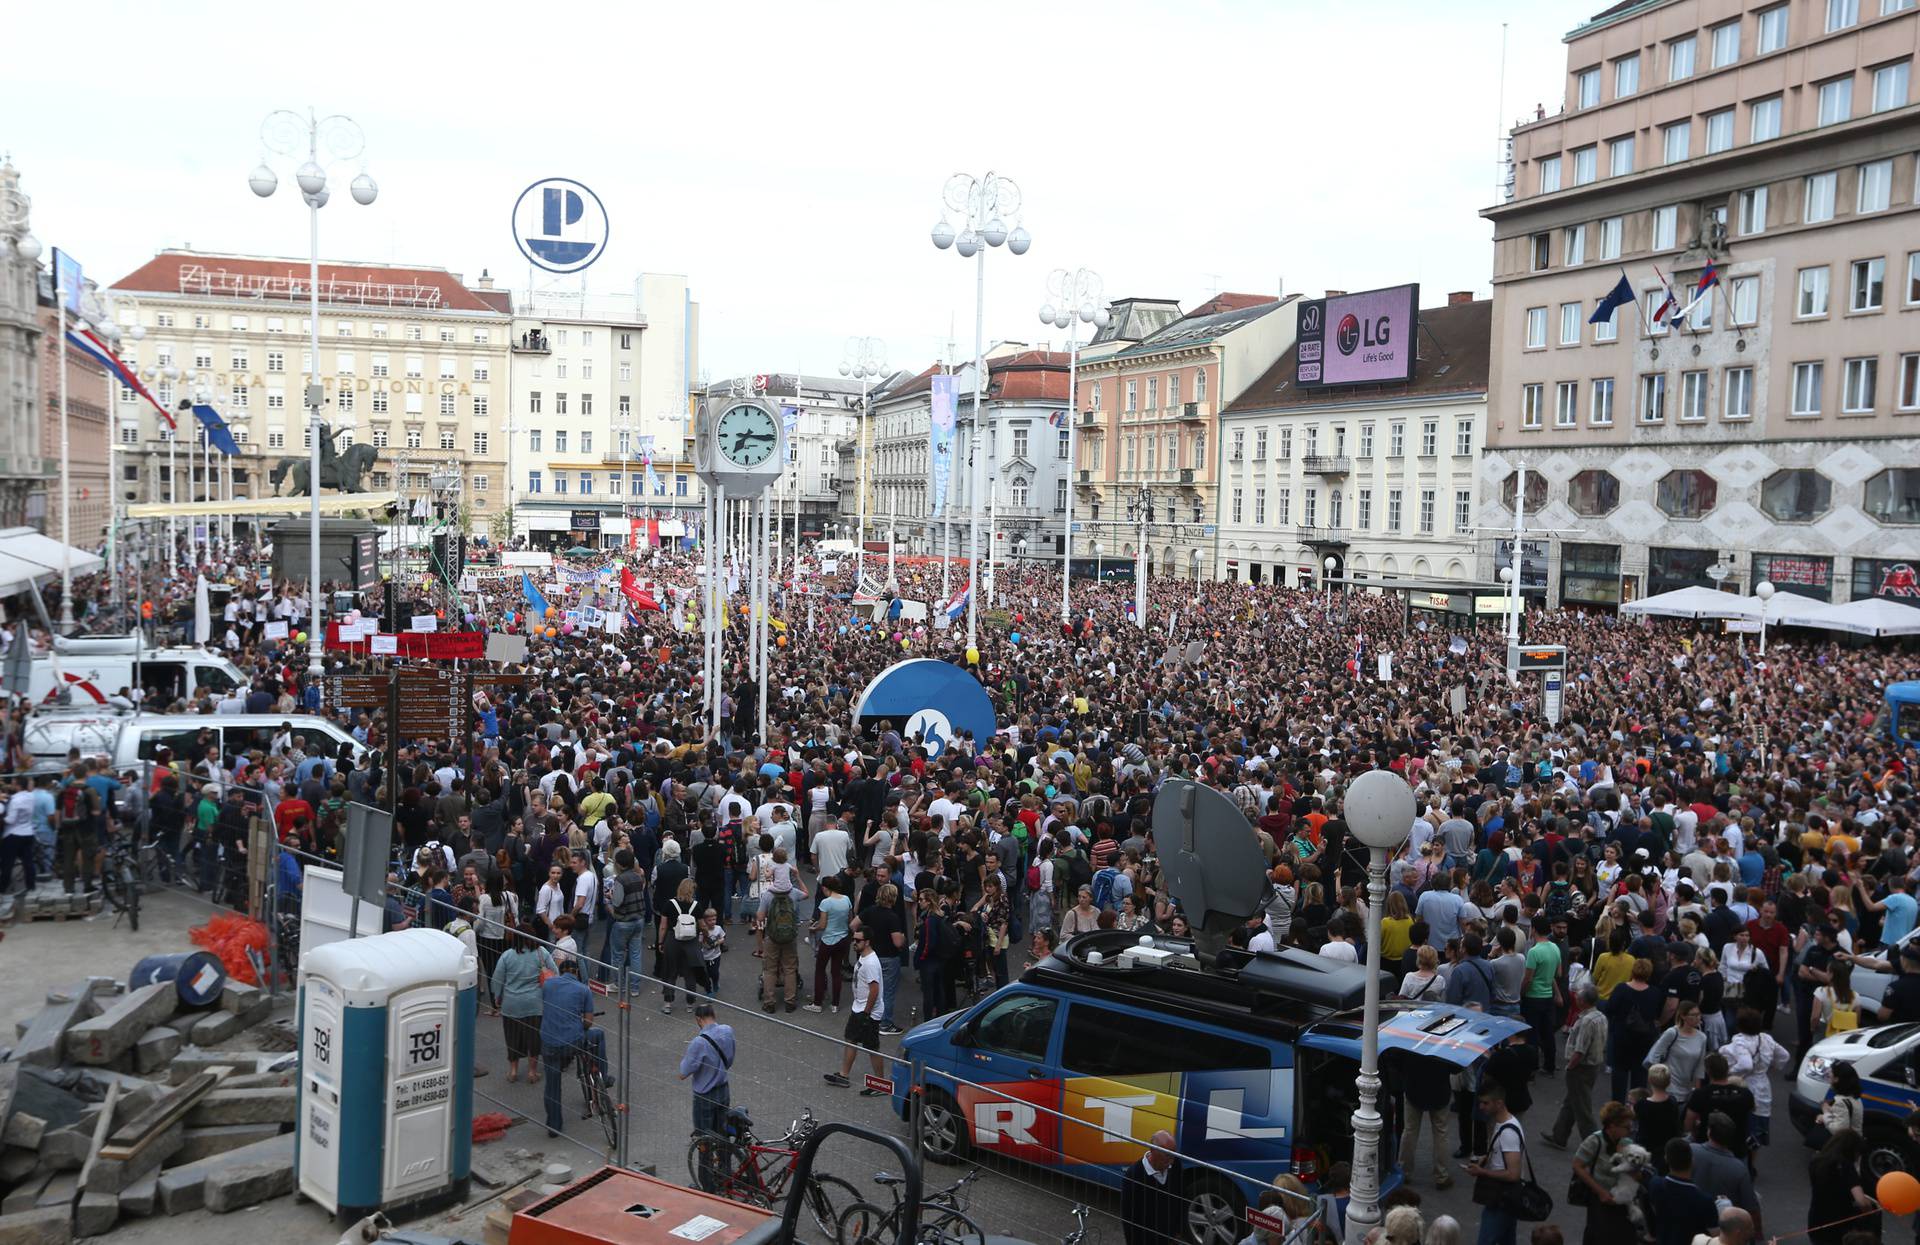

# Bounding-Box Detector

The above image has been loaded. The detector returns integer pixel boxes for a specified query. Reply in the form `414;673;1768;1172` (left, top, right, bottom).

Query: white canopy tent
1754;590;1830;627
0;527;105;598
1620;584;1761;620
1803;596;1920;637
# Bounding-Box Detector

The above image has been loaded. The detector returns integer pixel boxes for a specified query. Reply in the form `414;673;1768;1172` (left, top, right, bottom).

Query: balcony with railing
1079;409;1100;426
512;330;551;355
1299;523;1349;544
1303;455;1351;476
1178;468;1195;485
1178;401;1209;422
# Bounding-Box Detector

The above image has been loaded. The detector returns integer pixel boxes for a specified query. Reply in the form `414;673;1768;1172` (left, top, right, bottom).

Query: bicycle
687;1107;859;1240
575;1038;618;1153
836;1166;986;1245
97;827;142;931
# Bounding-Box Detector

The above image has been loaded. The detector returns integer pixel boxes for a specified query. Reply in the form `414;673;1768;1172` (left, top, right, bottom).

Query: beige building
1482;0;1920;607
109;250;511;534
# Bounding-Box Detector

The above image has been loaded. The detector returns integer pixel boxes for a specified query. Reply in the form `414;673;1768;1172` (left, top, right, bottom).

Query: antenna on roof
1495;22;1512;202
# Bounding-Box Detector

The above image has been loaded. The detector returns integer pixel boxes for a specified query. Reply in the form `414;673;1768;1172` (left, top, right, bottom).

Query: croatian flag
1346;635;1364;677
66;328;174;428
1651;267;1680;326
943;582;971;623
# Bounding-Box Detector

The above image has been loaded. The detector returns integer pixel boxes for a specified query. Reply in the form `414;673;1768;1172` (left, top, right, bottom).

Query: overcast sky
8;1;1582;383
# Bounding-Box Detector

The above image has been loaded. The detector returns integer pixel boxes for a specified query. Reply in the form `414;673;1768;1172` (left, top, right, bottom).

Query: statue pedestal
269;517;382;593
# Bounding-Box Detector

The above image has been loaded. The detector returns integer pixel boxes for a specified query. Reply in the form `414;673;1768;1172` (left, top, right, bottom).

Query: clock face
716;404;779;468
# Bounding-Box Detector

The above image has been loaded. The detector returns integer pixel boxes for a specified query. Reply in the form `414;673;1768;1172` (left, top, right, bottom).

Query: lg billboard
1294;283;1419;388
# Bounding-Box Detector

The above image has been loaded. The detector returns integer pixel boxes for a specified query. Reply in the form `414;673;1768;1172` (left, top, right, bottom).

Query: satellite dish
1153;778;1269;965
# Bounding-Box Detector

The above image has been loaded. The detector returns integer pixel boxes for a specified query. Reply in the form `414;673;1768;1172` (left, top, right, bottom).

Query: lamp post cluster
931;172;1029;649
249;107;377;699
1038;267;1108;622
839;335;887;587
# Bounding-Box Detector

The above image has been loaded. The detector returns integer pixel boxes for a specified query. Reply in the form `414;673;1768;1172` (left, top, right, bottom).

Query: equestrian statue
270;422;378;495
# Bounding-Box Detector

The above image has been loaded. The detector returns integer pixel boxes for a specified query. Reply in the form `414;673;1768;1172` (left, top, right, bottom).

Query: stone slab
73;1191;117;1238
216;981;261;1016
0;1148;39;1183
116;1174;157;1219
202;1147;295;1213
83;1121;182;1197
0;1063;16;1125
221;1069;295;1091
171;1123;284;1164
63;983;176;1066
39;1113;101;1171
31;1172;75;1209
186;1010;243;1046
164;1050;270;1085
184;1087;295;1127
155;1132;293;1216
1;1174;51;1215
131;1027;181;1076
0;1207;72;1245
1;1112;44;1149
10;993;99;1068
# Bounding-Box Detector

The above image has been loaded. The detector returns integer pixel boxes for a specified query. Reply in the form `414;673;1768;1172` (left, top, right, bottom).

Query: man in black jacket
1119;1131;1184;1245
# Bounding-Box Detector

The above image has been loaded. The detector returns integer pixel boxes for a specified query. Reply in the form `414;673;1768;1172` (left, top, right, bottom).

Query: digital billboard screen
1294;283;1418;388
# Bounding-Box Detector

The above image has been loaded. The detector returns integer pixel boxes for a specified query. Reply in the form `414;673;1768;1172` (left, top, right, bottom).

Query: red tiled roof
110;250;503;314
988;350;1069;401
1188;292;1276;316
473;289;513;315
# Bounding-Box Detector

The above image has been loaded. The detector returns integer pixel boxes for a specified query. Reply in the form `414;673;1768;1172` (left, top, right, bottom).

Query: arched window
1011;476;1030;507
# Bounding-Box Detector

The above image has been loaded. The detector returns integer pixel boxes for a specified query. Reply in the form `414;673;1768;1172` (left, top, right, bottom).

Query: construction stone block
216;981;261;1016
83;1121;182;1197
10;992;99;1068
0;1063;16;1123
73;1191;118;1238
202;1145;295;1213
155;1132;292;1215
0;1148;39;1183
187;1010;244;1046
222;1069;295;1091
2;1112;45;1149
184;1087;295;1126
63;983;176;1067
1;1173;51;1215
117;1174;157;1219
39;1113;101;1171
164;1050;267;1085
131;1026;181;1076
171;1123;284;1164
0;1207;72;1245
32;1172;75;1209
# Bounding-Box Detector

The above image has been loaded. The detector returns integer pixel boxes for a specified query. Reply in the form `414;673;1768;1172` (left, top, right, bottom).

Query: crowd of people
6;535;1919;1245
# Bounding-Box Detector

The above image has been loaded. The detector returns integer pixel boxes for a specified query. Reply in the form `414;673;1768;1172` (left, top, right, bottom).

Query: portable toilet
296;928;478;1221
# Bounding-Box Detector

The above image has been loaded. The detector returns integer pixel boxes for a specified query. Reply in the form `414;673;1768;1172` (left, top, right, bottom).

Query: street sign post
1542;669;1564;727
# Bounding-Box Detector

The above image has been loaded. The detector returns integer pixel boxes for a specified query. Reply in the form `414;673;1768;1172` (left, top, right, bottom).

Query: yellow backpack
1825;988;1860;1035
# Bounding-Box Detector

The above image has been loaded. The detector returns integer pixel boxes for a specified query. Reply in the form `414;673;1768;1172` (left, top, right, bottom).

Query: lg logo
1336;313;1393;356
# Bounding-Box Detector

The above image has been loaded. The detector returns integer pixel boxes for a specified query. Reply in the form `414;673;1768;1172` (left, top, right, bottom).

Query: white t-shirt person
1470;1099;1525;1197
852;944;883;1019
812;822;854;877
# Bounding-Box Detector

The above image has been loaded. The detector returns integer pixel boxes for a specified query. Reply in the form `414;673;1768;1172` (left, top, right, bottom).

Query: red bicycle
687;1107;860;1241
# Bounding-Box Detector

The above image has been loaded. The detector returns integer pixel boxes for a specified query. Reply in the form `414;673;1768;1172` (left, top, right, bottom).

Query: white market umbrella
1620;584;1762;620
1804;596;1920;637
1753;591;1830;627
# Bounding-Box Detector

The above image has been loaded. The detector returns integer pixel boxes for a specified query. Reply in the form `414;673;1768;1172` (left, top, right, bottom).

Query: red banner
324;625;486;660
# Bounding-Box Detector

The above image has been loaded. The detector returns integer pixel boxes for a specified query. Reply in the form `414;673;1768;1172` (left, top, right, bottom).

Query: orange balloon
776;635;788;647
1878;1171;1920;1216
545;626;558;638
545;605;557;619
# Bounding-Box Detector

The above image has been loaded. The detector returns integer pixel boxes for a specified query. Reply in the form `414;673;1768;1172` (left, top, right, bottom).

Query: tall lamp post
1341;768;1416;1245
249;107;377;704
1038;268;1107;623
1125;485;1152;629
1755;579;1776;655
931;172;1030;649
839;336;887;586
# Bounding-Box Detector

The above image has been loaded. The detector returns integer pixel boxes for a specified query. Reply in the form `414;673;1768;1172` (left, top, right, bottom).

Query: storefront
1560;542;1622;607
1648;546;1726;596
1752;552;1834;602
1851;557;1920;609
1495;538;1550;590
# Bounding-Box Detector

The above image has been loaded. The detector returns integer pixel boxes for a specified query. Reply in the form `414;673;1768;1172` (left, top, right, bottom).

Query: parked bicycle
576;1038;618;1153
97;827;142;930
688;1107;859;1240
836;1166;986;1245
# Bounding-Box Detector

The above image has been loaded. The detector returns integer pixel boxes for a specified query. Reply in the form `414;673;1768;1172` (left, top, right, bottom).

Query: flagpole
55;281;73;633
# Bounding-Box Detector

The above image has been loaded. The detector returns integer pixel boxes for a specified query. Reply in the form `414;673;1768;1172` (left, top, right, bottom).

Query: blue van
889;931;1527;1245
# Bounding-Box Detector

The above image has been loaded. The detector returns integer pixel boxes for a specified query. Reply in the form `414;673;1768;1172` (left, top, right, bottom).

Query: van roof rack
1034;930;1385;1025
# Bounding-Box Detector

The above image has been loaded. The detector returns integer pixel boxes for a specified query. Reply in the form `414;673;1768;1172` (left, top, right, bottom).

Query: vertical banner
929;374;957;516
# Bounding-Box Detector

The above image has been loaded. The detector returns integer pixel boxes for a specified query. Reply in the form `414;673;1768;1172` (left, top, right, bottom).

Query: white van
22;708;365;776
24;635;248;707
1791;1022;1920;1179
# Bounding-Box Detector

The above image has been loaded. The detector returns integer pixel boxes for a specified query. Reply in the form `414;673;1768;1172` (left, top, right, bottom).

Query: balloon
965;647;980;665
620;661;633;673
294;631;307;644
1010;632;1022;644
776;635;788;647
436;609;445;619
838;626;847;635
505;612;516;625
1013;614;1023;624
545;605;557;619
891;632;901;642
1879;1171;1920;1216
545;626;558;638
902;638;911;650
561;622;574;634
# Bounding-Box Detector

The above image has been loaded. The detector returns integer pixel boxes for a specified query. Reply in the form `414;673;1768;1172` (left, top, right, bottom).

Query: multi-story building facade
1076;295;1294;578
1482;0;1920;608
0;159;78;537
108;250;511;534
1218;296;1491;588
507;276;699;547
36;287;111;547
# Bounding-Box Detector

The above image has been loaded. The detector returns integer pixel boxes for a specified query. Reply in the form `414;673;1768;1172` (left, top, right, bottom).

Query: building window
1818;77;1854;126
1680;370;1709;421
1750;95;1782;142
1737;187;1768;236
1663;122;1691;164
1521;383;1545;429
529;390;542;414
1012;427;1029;460
1711;20;1740;67
1230;488;1243;524
1054;479;1068;511
1230;429;1243;460
1652;205;1678;249
1757;4;1789;52
472;431;489;456
1125;380;1137;411
1792;361;1825;416
1669;35;1696;81
1568;471;1621;517
528;471;542;494
1454;490;1472;532
578;472;592;495
1761;470;1834;524
1865;468;1920;524
1844;357;1879;412
1899;353;1920;410
1420;420;1438;455
555;362;567;379
439;392;456;417
371;353;389;378
1418;489;1436;534
554;430;569;454
1572;146;1597;185
437;426;455;450
1592;378;1615;425
265;350;284;373
1357;489;1372;529
1254;429;1268;460
1644;290;1670;335
438;357;456;380
1389;422;1405;456
676;475;688;497
1386;490;1403;532
1303;491;1318;528
1615;53;1640;98
266;388;285;411
1455;419;1472;456
268;429;286;449
1577;66;1601;109
473;361;490;382
1563;226;1588;268
1525;306;1548;348
1799;266;1831;316
1599;216;1623;259
404;355;423;379
1729;276;1759;325
1252;487;1266;524
1057;428;1070;459
1538;156;1562;194
555;393;568;415
1704;109;1735;154
553;473;568;495
1555;381;1578;427
1531;234;1551;270
1873;61;1911;112
1912;252;1920;304
1560;302;1582;345
230;384;249;409
405;427;422;450
1806;172;1840;223
1716;365;1752;422
405;325;423;341
1640;374;1667;423
1609;136;1634;177
528;429;541;452
1859;160;1894;213
1656;470;1718;518
1829;0;1859;31
1852;257;1886;311
371;390;388;414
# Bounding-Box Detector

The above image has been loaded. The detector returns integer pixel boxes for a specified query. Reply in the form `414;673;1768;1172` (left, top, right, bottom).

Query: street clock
695;397;786;494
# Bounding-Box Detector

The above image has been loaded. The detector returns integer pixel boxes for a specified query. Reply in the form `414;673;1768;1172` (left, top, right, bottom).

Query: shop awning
0;527;106;597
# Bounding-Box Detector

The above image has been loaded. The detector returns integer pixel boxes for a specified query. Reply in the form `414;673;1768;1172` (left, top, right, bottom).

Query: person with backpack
1090;860;1129;913
658;875;709;1014
1056;831;1093;909
1603;957;1664;1102
757;845;808;1013
55;763;103;894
